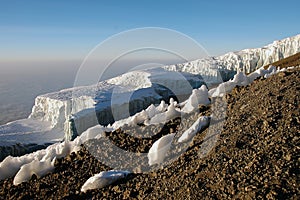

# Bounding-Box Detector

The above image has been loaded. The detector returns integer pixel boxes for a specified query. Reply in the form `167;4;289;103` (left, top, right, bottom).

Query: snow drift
81;170;130;192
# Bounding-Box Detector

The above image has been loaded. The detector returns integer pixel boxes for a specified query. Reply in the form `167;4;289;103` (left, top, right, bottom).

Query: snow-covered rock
81;170;130;192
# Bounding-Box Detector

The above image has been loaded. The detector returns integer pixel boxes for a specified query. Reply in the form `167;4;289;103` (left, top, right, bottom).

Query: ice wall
164;34;300;80
29;94;95;130
29;69;205;140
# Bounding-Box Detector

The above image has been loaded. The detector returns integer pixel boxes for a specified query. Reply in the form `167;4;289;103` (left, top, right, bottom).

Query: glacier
163;34;300;77
0;34;299;159
0;68;205;152
30;68;205;140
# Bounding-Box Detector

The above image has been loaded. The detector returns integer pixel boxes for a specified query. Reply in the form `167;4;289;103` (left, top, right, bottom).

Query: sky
0;0;299;62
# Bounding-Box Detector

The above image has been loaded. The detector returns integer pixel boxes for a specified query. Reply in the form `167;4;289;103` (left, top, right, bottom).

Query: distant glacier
0;34;299;160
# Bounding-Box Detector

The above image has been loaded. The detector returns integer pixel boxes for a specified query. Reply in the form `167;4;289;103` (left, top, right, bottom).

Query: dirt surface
264;52;300;70
0;68;299;200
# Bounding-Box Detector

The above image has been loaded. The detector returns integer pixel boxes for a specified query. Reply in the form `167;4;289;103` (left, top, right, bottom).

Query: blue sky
0;0;299;62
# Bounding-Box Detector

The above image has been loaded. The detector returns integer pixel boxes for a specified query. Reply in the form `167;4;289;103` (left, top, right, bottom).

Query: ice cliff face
164;34;300;79
29;90;96;132
29;68;204;140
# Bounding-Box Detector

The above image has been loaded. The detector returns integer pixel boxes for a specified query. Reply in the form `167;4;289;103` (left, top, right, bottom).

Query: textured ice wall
66;76;204;140
164;34;300;80
29;95;95;130
67;91;162;140
29;69;204;140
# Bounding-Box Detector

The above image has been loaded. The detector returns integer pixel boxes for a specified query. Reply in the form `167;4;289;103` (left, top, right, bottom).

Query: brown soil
0;68;299;200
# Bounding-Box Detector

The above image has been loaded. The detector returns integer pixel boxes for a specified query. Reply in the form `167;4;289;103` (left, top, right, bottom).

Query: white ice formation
163;34;300;79
81;170;130;192
178;116;210;143
147;133;176;166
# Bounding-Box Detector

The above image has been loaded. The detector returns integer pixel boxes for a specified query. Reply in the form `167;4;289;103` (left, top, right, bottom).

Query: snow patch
181;85;210;113
148;133;176;166
81;170;130;192
149;99;181;125
13;158;55;186
178;116;209;143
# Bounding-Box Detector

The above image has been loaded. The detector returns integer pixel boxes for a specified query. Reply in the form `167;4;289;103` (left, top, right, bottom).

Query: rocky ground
0;68;299;199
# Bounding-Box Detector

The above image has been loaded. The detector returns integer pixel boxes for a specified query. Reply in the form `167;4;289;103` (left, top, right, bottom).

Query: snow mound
148;133;176;166
111;98;179;128
0;141;78;182
181;85;210;113
13;158;55;186
149;99;181;125
178;116;209;143
111;100;169;129
81;170;130;192
0;156;35;180
209;65;278;97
